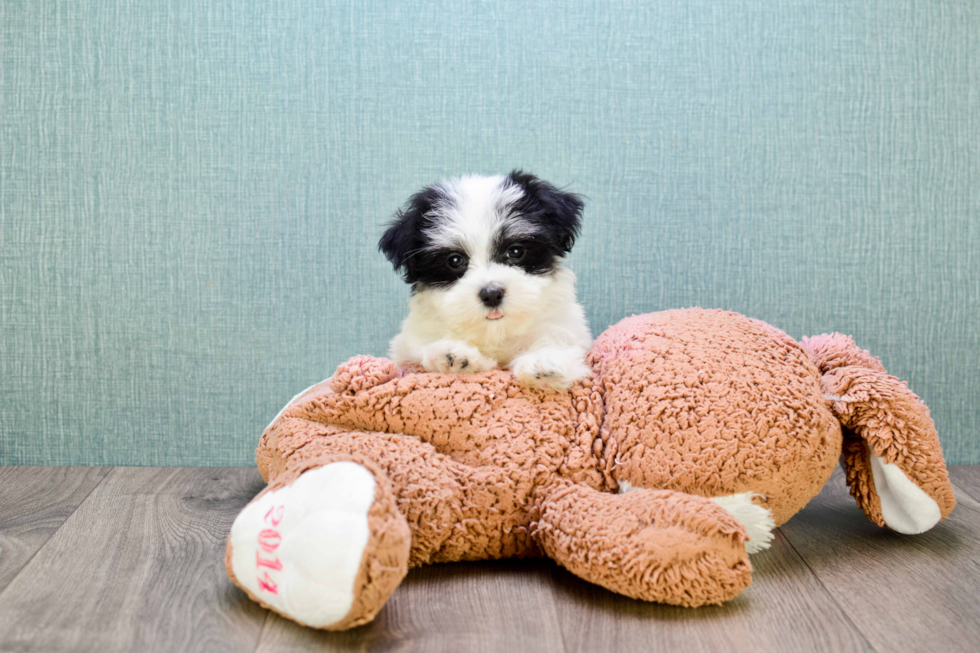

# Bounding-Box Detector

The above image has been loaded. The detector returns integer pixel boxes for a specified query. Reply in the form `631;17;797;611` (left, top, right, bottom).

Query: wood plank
948;466;980;503
548;530;872;653
947;467;980;526
255;559;567;653
779;467;980;652
0;467;269;653
0;466;111;592
1;466;976;652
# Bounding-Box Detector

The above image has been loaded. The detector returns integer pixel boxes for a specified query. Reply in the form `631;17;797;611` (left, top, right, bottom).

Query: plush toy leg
802;334;956;533
268;427;540;563
226;454;410;630
532;479;753;607
234;421;542;629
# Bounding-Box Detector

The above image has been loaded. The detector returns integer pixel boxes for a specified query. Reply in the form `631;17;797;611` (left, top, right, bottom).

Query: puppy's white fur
387;175;592;390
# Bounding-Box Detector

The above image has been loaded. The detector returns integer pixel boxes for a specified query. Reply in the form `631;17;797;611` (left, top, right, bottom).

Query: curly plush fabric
532;480;752;606
800;333;955;526
227;308;955;630
591;309;843;525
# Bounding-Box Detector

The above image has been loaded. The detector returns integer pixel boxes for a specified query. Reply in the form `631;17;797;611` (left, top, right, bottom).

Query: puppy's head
379;171;584;333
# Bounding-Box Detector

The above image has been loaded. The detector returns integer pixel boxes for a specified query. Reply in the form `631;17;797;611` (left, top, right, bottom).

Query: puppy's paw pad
423;341;495;374
445;352;472;371
523;373;570;391
513;359;573;390
511;350;592;391
228;462;377;628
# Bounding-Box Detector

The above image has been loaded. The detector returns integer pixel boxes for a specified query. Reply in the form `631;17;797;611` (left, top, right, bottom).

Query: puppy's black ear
507;170;584;253
379;185;442;279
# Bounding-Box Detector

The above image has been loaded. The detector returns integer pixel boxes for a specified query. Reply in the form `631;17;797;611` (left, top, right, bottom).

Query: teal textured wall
1;1;977;466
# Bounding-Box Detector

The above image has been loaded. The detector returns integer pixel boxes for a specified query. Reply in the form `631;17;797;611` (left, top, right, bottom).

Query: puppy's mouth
486;310;504;320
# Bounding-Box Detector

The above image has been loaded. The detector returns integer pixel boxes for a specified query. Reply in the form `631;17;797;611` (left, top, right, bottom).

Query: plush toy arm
531;479;752;606
802;334;956;533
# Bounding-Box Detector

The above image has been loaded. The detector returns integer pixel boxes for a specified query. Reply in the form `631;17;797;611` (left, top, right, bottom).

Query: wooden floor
0;467;977;653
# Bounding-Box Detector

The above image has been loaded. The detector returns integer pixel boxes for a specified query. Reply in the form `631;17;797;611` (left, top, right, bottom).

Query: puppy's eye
446;253;467;270
506;245;525;261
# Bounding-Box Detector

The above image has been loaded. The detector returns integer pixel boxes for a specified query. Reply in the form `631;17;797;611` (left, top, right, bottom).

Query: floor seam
0;466;116;602
947;468;980;506
778;525;879;653
250;611;272;653
545;562;571;653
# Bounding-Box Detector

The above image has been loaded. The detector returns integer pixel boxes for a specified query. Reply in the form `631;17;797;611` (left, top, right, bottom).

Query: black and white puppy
379;171;592;390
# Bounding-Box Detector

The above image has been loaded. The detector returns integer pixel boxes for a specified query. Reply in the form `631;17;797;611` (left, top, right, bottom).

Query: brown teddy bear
225;308;955;630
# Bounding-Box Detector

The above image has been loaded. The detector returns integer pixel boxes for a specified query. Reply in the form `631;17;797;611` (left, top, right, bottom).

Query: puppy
379;171;592;390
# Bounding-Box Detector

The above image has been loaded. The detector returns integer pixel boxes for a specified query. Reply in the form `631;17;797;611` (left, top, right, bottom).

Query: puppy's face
380;171;584;333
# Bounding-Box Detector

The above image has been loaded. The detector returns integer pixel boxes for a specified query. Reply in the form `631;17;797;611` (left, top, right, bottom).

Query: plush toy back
588;308;841;524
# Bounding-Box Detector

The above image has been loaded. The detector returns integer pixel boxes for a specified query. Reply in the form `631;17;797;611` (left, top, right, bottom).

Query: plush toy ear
506;170;584;254
378;185;442;281
801;333;956;534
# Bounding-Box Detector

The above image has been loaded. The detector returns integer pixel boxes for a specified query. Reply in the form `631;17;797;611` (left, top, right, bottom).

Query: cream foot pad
229;462;377;628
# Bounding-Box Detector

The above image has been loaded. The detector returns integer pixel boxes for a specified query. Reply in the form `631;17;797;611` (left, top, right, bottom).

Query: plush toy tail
800;334;955;533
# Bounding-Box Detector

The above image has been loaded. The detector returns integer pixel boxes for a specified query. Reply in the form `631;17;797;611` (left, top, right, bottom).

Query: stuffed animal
225;308;955;630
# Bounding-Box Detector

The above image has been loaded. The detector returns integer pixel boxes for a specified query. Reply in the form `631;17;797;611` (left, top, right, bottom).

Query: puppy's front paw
421;340;497;374
511;349;592;391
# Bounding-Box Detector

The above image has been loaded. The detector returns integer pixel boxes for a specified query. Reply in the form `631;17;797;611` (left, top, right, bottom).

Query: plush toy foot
709;493;776;554
620;484;776;554
226;461;410;630
842;442;946;534
866;449;943;533
803;332;955;533
536;481;753;607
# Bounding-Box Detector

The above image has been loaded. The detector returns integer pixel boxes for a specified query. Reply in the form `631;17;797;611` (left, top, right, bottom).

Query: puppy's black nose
478;284;505;308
